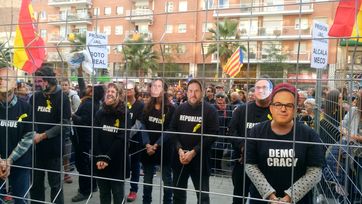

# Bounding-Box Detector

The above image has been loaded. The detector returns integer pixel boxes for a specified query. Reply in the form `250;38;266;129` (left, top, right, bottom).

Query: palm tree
206;19;245;68
123;35;159;78
68;33;86;52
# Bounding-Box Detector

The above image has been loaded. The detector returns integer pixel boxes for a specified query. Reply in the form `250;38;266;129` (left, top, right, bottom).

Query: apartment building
31;0;339;84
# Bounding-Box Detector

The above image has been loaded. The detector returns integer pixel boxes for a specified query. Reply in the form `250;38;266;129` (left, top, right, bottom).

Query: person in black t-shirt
0;68;33;204
141;79;175;204
170;79;219;204
94;83;130;204
30;65;71;204
229;77;273;204
245;83;324;204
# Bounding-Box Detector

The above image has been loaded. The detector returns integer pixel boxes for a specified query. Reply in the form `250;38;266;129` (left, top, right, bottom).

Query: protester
171;79;219;204
141;79;175;204
245;83;324;203
0;68;33;204
93;83;130;204
229;76;273;204
30;65;71;204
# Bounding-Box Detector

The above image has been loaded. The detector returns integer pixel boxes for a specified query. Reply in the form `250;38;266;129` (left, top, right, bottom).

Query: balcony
124;31;153;41
212;0;313;17
238;26;311;40
125;9;153;22
48;13;92;25
243;50;311;63
48;0;92;7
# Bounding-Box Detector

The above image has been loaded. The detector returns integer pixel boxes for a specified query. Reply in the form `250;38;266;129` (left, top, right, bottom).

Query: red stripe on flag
329;0;362;37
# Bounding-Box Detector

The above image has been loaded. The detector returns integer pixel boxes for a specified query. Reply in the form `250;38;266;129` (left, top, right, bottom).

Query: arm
284;167;322;203
77;65;86;98
8;131;34;162
245;164;276;200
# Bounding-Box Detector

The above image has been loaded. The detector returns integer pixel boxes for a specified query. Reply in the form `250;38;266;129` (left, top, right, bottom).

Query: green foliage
69;33;86;52
206;19;246;66
123;36;159;76
0;42;11;68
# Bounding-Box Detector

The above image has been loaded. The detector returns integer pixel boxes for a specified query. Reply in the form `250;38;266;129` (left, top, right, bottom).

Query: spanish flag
223;47;243;78
13;0;45;74
328;0;362;39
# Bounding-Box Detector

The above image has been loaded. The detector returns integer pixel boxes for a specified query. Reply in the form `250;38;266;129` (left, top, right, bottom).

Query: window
203;0;214;9
115;45;122;53
295;18;309;29
103;26;111;35
218;0;229;8
165;2;174;12
39;11;47;20
179;1;188;12
40;29;47;39
115;26;123;35
165;24;173;33
163;45;171;54
116;6;124;15
178;24;186;33
177;44;186;54
93;8;100;16
202;23;213;32
294;42;307;54
104;7;112;15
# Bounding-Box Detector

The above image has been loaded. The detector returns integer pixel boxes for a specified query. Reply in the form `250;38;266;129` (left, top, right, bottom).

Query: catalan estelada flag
328;0;362;39
13;0;45;74
223;47;243;78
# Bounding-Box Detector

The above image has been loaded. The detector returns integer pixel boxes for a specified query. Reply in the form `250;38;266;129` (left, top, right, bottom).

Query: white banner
86;31;108;69
311;21;329;69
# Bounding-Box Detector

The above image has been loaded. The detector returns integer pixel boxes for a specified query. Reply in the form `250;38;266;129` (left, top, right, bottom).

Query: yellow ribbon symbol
267;114;273;120
46;99;52;109
193;123;201;133
161;114;165;124
127;102;132;109
18;113;28;122
114;119;120;128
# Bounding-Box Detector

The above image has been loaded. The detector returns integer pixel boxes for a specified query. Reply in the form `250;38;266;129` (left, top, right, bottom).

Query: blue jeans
97;178;124;204
143;164;173;204
1;166;30;204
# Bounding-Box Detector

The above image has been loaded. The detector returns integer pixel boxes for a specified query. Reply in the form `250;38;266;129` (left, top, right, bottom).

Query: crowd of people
0;64;362;204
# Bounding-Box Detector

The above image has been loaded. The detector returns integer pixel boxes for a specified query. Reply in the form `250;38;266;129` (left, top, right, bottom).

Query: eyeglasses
270;102;295;110
216;95;225;99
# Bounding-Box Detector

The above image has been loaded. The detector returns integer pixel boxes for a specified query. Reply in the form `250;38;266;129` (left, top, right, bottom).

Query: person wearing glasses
204;86;216;104
229;76;273;204
245;83;324;204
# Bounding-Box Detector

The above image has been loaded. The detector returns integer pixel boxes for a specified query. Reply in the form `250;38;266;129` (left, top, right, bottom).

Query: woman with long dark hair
141;79;175;204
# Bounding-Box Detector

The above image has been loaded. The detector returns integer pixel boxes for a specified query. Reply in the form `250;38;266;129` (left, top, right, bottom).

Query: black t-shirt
30;88;71;158
141;104;176;165
128;100;144;126
93;106;130;179
246;121;324;203
0;98;32;166
229;102;270;159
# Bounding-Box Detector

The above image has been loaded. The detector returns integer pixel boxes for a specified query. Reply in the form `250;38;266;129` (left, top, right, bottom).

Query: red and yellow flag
223;47;244;78
329;0;362;39
13;0;45;74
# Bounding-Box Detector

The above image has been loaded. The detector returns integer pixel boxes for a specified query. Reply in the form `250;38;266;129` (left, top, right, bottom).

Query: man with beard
30;65;71;204
171;79;219;204
93;83;130;204
229;76;273;204
0;68;34;204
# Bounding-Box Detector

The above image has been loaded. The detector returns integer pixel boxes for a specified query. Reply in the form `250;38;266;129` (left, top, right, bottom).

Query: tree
261;42;289;83
0;42;11;67
68;33;86;52
206;19;246;68
123;35;159;77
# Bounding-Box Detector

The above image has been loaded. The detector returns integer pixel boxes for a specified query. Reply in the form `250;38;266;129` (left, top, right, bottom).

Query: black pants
31;156;64;204
97;178;124;204
172;164;210;204
73;138;97;195
232;162;251;204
